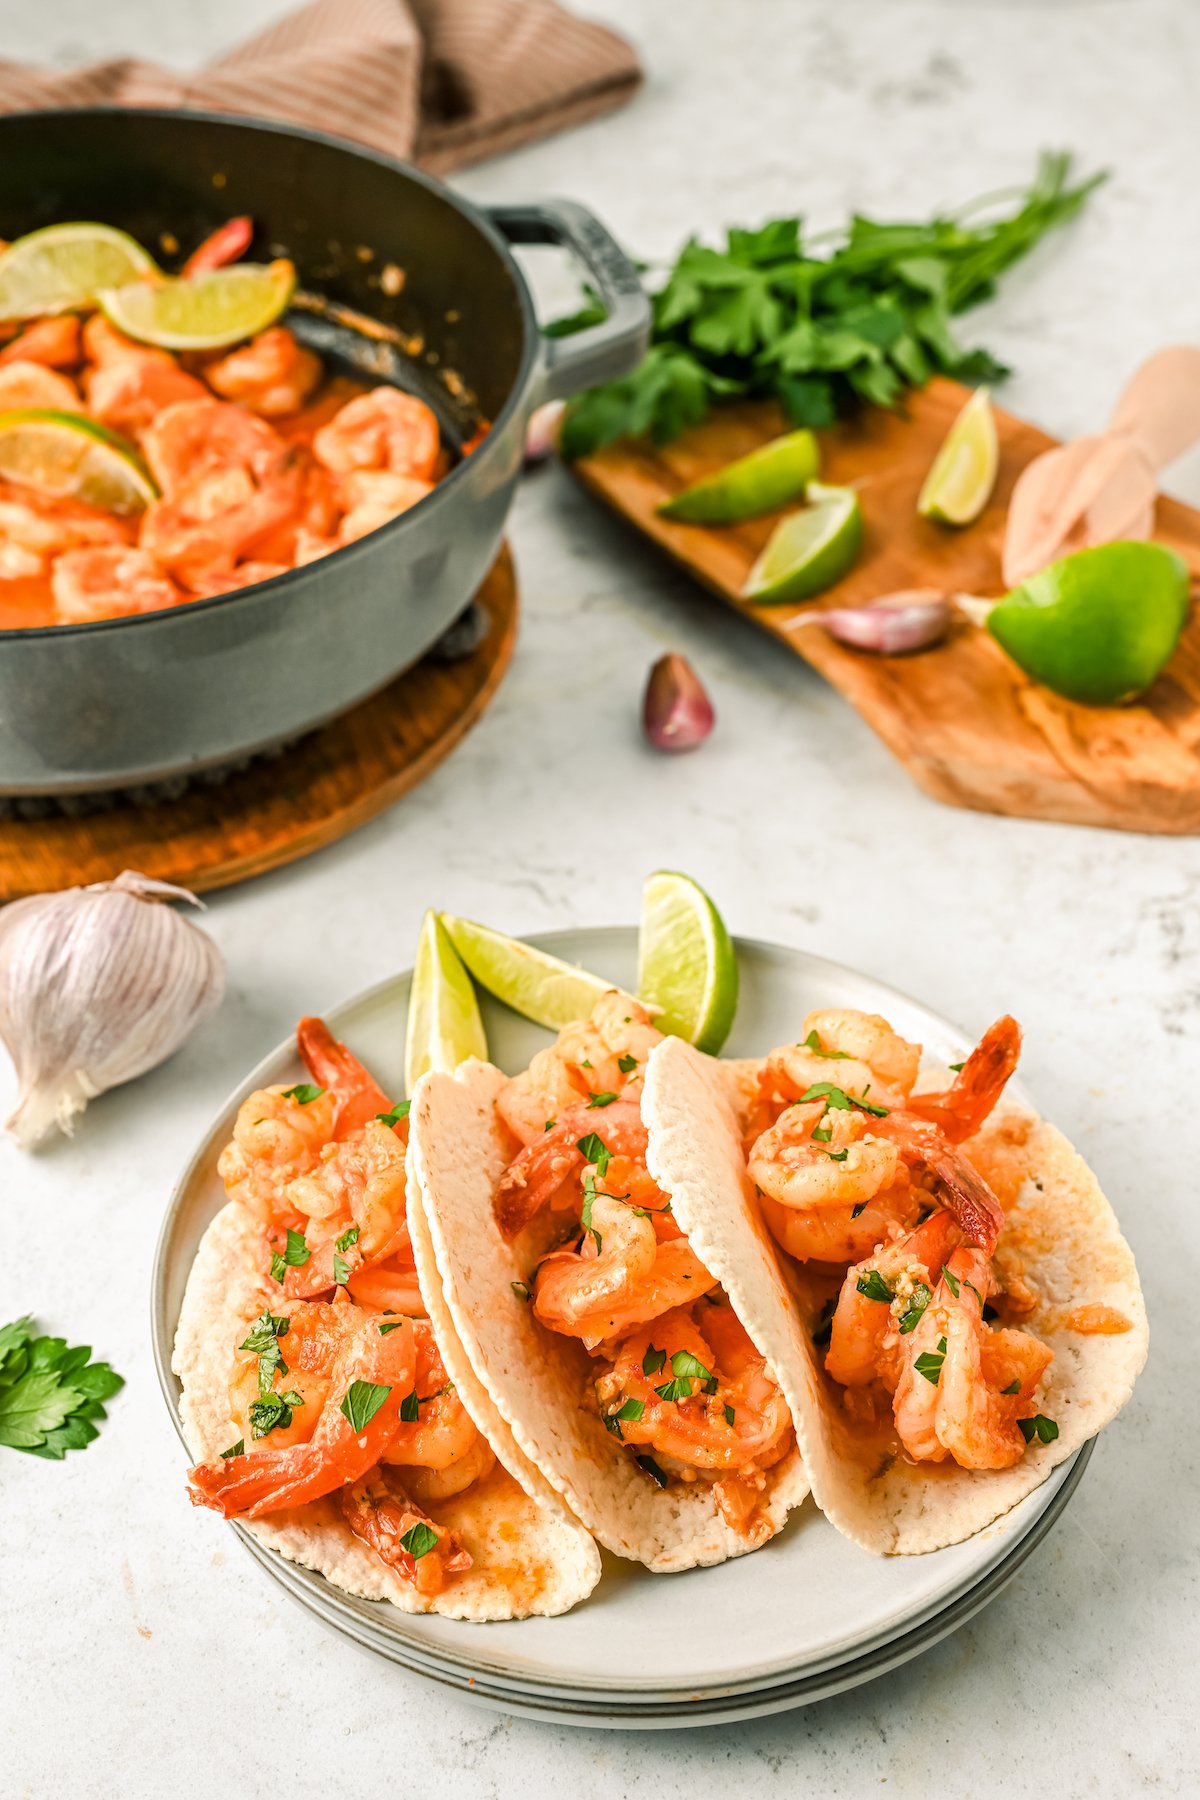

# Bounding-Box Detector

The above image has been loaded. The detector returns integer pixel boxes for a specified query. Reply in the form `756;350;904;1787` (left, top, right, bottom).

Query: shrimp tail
188;1439;358;1518
908;1016;1022;1143
182;216;254;277
925;1145;1005;1256
297;1015;393;1136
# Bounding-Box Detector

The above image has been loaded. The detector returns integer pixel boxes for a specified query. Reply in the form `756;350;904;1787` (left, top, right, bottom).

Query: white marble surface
1;1;1198;1793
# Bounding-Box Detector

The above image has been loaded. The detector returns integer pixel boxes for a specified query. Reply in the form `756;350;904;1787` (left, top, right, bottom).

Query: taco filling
177;1016;600;1620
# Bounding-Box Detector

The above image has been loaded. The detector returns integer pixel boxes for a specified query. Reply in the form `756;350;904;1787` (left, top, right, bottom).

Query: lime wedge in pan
0;409;158;514
0;223;158;320
98;260;295;351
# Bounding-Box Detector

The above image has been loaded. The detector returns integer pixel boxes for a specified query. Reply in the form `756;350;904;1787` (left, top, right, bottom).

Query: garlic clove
643;652;716;752
525;400;566;465
809;590;952;654
0;867;225;1149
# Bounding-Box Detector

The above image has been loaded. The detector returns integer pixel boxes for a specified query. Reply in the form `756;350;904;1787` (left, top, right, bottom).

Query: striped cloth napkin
0;0;641;175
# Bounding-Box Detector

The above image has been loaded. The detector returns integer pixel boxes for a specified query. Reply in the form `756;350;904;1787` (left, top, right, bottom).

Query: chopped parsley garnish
270;1227;311;1284
249;1394;297;1438
580;1172;603;1251
575;1132;610;1174
802;1030;850;1059
0;1316;126;1460
335;1225;360;1254
964;1279;985;1310
400;1521;440;1560
615;1397;645;1422
333;1254;352;1286
511;1281;531;1303
825;1148;849;1162
724;1404;736;1426
851;1202;868;1218
636;1454;669;1488
656;1378;694;1403
1001;1379;1021;1395
400;1390;420;1423
914;1339;947;1385
671;1351;712;1381
543;1119;557;1131
587;1091;618;1109
378;1319;408;1334
948;1061;965;1073
813;1296;837;1349
283;1083;325;1105
339;1380;392;1433
811;1124;832;1143
238;1311;290;1354
580;1060;592;1069
617;1054;639;1073
1018;1413;1059;1444
220;1440;244;1459
857;1270;894;1305
603;1412;624;1440
796;1082;889;1117
941;1265;961;1299
375;1102;410;1128
897;1282;931;1335
642;1345;667;1377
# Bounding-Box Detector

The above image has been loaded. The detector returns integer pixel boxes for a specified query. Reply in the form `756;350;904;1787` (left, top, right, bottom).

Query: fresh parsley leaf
850;1202;868;1218
335;1225;360;1254
1018;1413;1059;1444
797;1082;889;1118
825;1148;849;1162
249;1395;293;1438
400;1521;440;1560
269;1227;311;1280
603;1412;624;1440
671;1351;712;1381
270;1253;286;1284
948;1061;965;1073
400;1389;420;1423
617;1054;639;1073
914;1349;945;1386
615;1397;645;1422
378;1319;408;1335
586;1091;618;1109
375;1102;410;1127
642;1345;667;1377
0;1316;33;1360
857;1270;894;1304
221;1439;245;1459
724;1404;736;1426
0;1372;82;1448
510;1281;531;1303
283;1083;325;1105
339;1381;392;1433
811;1124;832;1143
655;1376;694;1403
279;1391;304;1408
575;1132;610;1174
942;1265;961;1299
897;1282;931;1335
1001;1380;1021;1396
543;1119;556;1131
333;1254;351;1286
636;1453;669;1488
239;1311;289;1354
802;1030;849;1059
964;1279;985;1310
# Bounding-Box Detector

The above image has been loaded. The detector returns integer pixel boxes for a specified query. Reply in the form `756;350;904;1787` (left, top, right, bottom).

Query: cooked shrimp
337;470;433;540
188;1309;417;1517
496;993;660;1150
533;1196;717;1350
313;385;439;482
0;315;80;368
0;360;81;411
205;327;322;417
138;436;303;587
757;1181;919;1267
382;1324;479;1470
762;1010;919;1114
50;546;184;623
906;1015;1022;1143
187;560;289;597
339;1467;472;1596
142;398;289;495
495;1097;647;1239
0;485;129;584
892;1247;1053;1468
401;1431;495;1504
825;1209;963;1388
218;1083;339;1220
82;317;209;436
748;1100;900;1211
295;1014;395;1138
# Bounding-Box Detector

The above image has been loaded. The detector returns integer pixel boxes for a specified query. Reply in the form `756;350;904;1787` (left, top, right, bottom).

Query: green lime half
917;387;998;525
657;430;820;525
986;541;1190;705
405;911;489;1098
0;410;157;514
0;223;158;321
98;261;295;351
742;482;863;603
637;871;738;1056
440;914;614;1029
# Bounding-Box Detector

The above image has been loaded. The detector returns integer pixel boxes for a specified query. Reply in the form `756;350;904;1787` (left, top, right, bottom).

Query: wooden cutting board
0;547;517;901
573;378;1200;834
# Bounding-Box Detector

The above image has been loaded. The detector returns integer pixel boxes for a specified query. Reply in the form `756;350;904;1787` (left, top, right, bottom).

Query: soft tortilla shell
173;1196;600;1620
408;1058;808;1574
644;1037;1148;1556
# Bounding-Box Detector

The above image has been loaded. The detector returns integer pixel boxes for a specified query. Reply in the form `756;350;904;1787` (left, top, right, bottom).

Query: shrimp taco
408;994;809;1573
176;1018;600;1620
643;1009;1148;1554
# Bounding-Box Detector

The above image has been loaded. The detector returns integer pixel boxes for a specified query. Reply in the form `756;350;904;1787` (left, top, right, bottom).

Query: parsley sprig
0;1316;124;1458
559;153;1104;458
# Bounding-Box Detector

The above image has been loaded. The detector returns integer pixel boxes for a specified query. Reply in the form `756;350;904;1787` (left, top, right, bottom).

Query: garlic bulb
0;869;225;1148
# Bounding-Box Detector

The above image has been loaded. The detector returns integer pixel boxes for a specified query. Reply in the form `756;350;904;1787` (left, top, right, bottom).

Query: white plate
153;930;1087;1711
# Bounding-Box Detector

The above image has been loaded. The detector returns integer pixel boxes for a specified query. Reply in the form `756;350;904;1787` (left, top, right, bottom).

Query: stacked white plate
153;930;1091;1727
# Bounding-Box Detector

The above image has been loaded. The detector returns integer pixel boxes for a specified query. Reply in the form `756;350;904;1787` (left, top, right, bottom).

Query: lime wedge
98;261;295;351
917;387;998;525
742;482;862;603
0;223;158;321
0;410;157;514
440;914;614;1029
657;429;820;525
637;871;738;1056
405;911;488;1097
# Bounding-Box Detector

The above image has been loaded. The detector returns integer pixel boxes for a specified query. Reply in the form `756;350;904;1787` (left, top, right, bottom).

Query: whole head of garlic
0;869;225;1149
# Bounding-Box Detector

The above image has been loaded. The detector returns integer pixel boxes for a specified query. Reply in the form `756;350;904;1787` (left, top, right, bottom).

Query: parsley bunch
0;1315;124;1458
559;152;1103;460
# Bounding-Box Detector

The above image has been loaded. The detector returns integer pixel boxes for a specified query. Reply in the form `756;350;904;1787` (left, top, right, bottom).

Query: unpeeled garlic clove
643;652;715;752
0;868;225;1149
525;400;566;464
813;590;951;654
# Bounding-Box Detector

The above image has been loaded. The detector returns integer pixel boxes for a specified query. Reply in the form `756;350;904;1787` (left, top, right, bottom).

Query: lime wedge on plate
917;387;998;525
742;482;862;603
440;914;614;1029
637;871;738;1055
98;261;295;351
657;430;820;524
405;911;488;1097
0;223;158;320
0;410;157;514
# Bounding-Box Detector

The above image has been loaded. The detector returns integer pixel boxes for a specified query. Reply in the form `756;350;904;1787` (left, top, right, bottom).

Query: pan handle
484;199;651;403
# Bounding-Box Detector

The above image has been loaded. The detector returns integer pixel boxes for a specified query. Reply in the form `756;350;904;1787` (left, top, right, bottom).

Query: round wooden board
0;547;517;901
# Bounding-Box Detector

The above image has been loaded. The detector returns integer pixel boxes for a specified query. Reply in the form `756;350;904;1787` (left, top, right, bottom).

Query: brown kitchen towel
0;0;641;176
